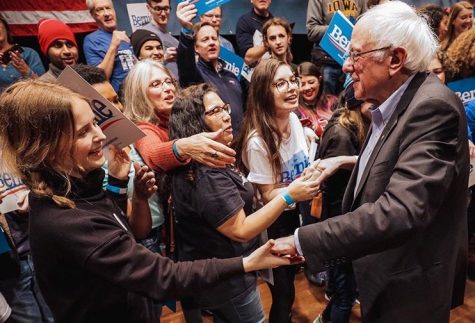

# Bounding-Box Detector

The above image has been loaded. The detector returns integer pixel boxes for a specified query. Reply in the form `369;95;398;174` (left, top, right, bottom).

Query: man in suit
272;2;469;322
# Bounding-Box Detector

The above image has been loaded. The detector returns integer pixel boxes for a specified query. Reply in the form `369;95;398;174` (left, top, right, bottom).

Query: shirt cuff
294;228;303;256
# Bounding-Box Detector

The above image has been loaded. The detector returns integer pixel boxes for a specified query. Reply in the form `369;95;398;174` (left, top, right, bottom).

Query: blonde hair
0;80;87;208
123;60;176;125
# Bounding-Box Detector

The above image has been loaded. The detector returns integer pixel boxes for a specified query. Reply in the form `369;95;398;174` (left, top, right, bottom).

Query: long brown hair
0;80;86;208
235;59;287;181
440;1;473;50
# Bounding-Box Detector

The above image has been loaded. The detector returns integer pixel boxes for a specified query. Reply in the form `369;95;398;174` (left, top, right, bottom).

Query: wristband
280;190;295;206
172;140;185;161
181;27;192;34
106;184;127;195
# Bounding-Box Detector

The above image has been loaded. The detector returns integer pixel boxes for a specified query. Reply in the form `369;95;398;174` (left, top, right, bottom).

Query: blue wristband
106;184;127;195
280;191;295;206
181;27;192;34
172;141;184;161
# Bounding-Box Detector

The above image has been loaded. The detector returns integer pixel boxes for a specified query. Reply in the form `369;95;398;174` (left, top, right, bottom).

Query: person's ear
389;47;406;76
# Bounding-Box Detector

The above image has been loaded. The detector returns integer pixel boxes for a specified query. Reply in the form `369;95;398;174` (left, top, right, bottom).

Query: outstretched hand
133;162;158;201
270;235;299;257
176;129;236;168
243;239;303;272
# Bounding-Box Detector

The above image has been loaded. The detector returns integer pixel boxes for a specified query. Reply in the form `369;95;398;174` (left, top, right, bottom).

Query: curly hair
444;28;475;81
169;83;218;140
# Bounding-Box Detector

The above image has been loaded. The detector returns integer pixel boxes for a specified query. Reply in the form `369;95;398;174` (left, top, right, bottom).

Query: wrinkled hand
111;30;130;49
176;0;197;30
286;172;320;202
108;145;131;180
177;129;236;168
164;47;177;63
271;235;298;257
303;156;356;187
133;162;158;201
10;51;30;76
243;240;303;272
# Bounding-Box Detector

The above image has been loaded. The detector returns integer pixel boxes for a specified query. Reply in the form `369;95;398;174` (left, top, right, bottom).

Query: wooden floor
161;273;475;322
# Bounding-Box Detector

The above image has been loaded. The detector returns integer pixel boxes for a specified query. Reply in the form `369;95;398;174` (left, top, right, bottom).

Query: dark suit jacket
298;73;469;323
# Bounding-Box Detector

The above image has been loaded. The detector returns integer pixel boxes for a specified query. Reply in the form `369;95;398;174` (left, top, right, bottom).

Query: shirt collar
370;73;416;128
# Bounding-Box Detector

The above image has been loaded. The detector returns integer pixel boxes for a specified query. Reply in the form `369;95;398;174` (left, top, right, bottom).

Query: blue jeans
0;255;54;323
322;64;344;95
322;263;357;323
211;286;264;323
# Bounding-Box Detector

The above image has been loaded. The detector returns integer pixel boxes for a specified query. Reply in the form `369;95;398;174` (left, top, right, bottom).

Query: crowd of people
0;0;474;322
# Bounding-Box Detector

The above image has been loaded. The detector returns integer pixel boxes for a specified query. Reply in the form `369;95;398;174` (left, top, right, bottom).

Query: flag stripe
2;10;95;25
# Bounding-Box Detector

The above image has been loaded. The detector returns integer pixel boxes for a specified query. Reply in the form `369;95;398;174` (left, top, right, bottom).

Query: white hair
355;1;438;72
85;0;114;14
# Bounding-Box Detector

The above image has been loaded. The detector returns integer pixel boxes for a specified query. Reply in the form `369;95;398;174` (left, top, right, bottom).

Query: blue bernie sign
319;10;354;66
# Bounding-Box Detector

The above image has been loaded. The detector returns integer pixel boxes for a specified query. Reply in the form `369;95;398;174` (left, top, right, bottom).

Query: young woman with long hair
235;59;313;323
262;17;294;66
296;61;338;137
168;83;317;322
0;80;291;323
440;1;473;51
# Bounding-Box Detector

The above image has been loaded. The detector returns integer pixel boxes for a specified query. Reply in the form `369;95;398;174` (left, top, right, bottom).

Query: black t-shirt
172;165;259;307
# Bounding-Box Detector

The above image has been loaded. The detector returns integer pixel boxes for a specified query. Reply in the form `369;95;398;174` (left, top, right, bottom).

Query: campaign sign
0;172;28;214
127;3;151;32
319;10;354;66
58;66;146;149
219;46;244;80
447;76;475;106
179;0;232;17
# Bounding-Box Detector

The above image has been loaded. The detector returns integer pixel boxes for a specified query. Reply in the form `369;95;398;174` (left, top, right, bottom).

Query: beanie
38;19;77;55
130;29;162;57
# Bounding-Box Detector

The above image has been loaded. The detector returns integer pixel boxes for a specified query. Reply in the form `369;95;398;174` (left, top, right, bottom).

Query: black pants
266;209;300;323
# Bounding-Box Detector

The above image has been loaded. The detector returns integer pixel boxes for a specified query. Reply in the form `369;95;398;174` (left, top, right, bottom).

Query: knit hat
130;29;162;57
38;19;77;55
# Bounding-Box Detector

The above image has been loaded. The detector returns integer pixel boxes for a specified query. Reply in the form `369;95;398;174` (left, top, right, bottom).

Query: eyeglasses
150;5;170;13
346;46;391;63
272;76;301;93
149;78;176;92
204;103;231;117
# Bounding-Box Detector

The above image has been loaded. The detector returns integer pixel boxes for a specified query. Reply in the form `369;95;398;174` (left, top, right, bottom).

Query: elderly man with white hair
273;1;469;322
83;0;135;92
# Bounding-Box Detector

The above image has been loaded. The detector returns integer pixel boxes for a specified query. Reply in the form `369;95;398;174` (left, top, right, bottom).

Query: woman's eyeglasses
272;76;301;93
204;103;231;117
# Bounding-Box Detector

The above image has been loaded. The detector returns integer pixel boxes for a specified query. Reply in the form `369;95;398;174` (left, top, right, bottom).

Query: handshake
242;155;358;273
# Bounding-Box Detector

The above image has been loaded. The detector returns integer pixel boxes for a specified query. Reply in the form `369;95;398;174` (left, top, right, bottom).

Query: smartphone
2;45;23;65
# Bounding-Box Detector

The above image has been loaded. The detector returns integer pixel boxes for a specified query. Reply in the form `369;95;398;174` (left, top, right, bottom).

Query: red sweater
134;121;188;173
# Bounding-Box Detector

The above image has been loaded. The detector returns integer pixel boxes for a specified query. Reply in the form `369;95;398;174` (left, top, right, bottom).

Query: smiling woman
0;79;292;323
168;83;318;322
235;59;314;323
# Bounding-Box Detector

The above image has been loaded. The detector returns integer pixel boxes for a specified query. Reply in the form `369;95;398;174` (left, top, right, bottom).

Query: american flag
0;0;98;36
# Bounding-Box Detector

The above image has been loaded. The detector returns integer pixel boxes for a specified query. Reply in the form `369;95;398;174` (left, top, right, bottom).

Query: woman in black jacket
0;80;293;323
314;85;371;323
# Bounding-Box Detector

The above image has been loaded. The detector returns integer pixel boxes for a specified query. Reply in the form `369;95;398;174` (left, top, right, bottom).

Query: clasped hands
270;156;358;260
